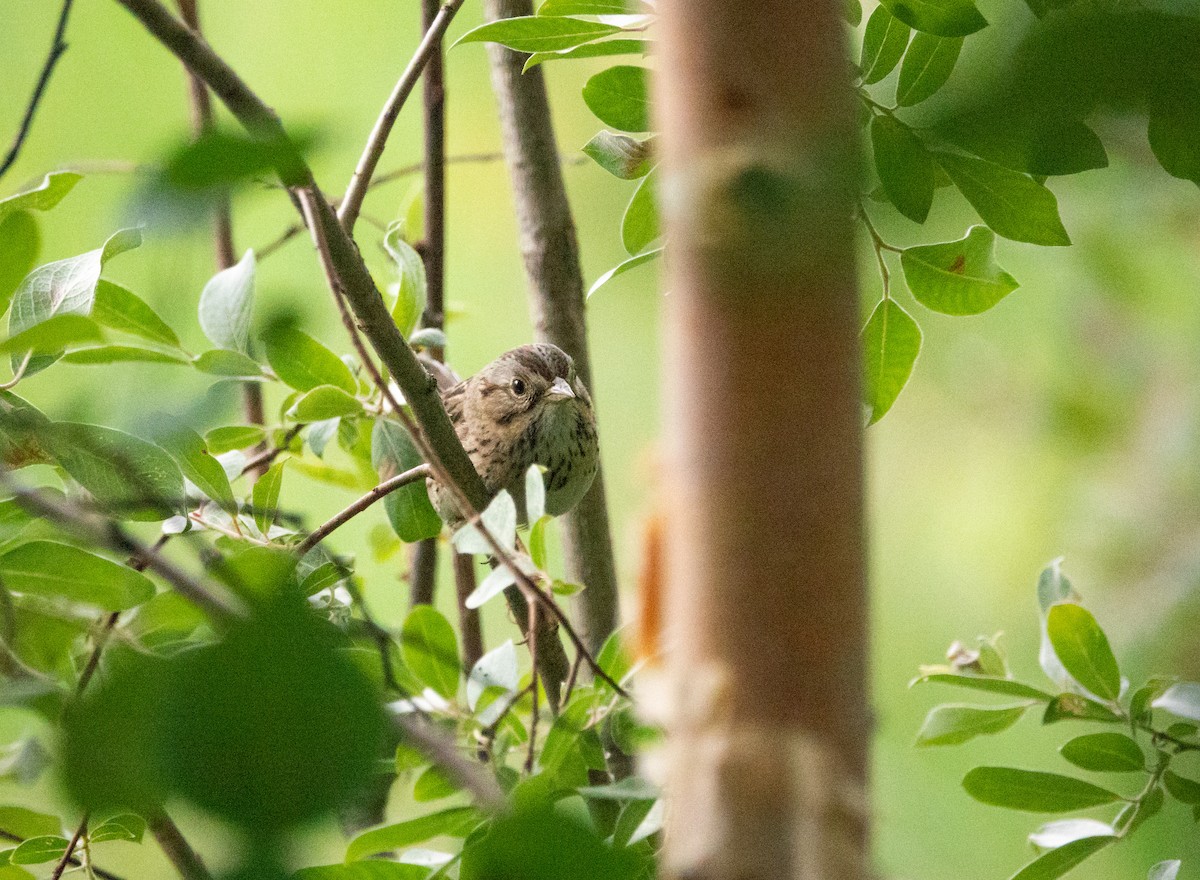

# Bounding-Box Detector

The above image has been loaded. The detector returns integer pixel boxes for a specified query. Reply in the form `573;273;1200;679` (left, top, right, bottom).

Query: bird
427;343;599;526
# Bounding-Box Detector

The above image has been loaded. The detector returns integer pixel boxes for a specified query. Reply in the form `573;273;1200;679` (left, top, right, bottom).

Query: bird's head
468;343;591;436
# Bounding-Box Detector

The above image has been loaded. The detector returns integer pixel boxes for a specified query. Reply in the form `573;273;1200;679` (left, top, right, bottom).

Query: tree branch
0;475;245;624
0;828;123;880
296;464;432;555
391;713;506;812
483;0;622;654
146;811;213;880
0;0;75;181
337;0;467;234
112;0;490;512
175;0;266;439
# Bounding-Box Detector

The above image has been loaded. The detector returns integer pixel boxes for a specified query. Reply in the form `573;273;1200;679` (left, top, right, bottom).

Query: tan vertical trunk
655;2;868;878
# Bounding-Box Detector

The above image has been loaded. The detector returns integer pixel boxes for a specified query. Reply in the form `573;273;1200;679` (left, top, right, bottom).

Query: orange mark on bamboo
637;511;666;667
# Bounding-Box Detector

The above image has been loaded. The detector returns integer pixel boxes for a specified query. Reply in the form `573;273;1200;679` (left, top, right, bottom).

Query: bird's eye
510;378;527;396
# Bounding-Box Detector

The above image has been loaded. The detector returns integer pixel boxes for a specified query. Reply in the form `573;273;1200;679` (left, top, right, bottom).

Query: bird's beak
546;377;576;401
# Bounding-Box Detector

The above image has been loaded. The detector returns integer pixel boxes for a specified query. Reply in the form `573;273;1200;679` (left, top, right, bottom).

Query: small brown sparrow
428;343;599;525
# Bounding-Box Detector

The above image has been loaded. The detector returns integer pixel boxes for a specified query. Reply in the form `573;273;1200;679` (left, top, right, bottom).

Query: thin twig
175;0;266;441
49;815;87;880
337;0;467;234
0;0;75;180
0;829;123;880
524;603;540;775
391;713;506;812
146;811;213;880
296;464;431;555
562;649;584;705
0;476;245;624
237;423;302;477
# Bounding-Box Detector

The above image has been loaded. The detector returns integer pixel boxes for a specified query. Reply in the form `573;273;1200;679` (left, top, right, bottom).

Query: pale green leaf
879;0;987;36
1046;603;1121;701
582;131;653;179
621;166;659;255
371;418;441;542
962;767;1121;812
582;66;650;132
0;541;155;610
253;460;286;535
345;807;479;862
524;39;646;71
901;226;1018;315
1152;682;1200;722
204;425;265;454
453;16;620;52
0;172;82;221
915;703;1028;746
587;247;662;298
1008;835;1114;880
193;349;266;378
92;280;181;349
264;325;356;394
1059;733;1145;773
288;385;362;421
151;421;237;515
198;249;255;353
63;345;189;365
936;152;1070;246
0;212;39;318
400;606;460;700
861;298;921;425
383;226;427;337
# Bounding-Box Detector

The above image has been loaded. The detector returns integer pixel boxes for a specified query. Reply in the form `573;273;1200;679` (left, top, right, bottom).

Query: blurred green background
3;0;1199;877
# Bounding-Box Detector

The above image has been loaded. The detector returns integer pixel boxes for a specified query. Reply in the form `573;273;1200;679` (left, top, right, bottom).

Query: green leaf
89;814;146;844
253;460;286;535
42;421;185;521
587;247;662;298
860;6;911;84
871;116;934;222
296;863;427;880
345;807;479;862
844;0;863;25
371;418;442;543
582;131;653;180
0;313;103;355
621;167;659;255
92;280;182;349
578;776;660;801
0;808;61;840
193;348;266;378
8;228;141;376
413;764;461;802
935;152;1070;246
582;66;650;132
537;0;628;13
1046;603;1121;702
524;39;646;71
383;226;427;338
0;172;82;221
0;541;154;610
896;33;962;106
1059;733;1145;773
400;605;460;699
1163;770;1200;805
915;703;1029;746
912;673;1054;701
1148;97;1200;186
1152;682;1200;722
264;325;356;394
198;249;255;353
62;345;189;365
861;298;921;425
288;385;362;421
453;16;621;52
1042;693;1123;725
0;212;39;318
9;836;68;865
1007;835;1114;880
205;425;265;454
878;0;987;37
151;421;237;515
962;767;1122;812
901;226;1019;315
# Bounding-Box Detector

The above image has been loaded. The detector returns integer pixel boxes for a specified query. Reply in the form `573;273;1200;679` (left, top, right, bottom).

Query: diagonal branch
337;0;468;234
296;464;432;555
112;0;489;512
0;0;75;181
